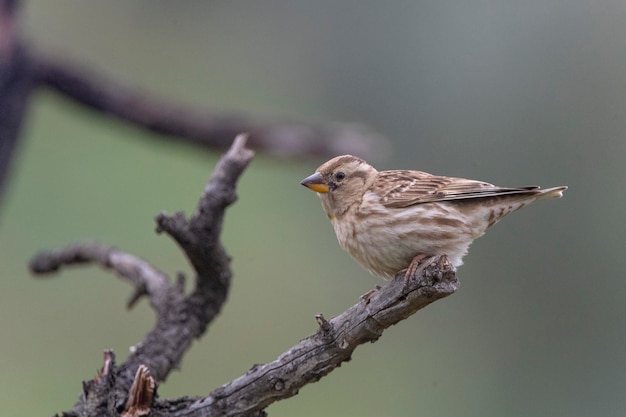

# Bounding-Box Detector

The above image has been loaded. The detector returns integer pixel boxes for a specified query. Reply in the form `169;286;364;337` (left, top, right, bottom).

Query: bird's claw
401;254;440;292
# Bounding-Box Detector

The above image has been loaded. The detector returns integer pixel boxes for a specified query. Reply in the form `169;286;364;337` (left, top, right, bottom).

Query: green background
2;1;624;416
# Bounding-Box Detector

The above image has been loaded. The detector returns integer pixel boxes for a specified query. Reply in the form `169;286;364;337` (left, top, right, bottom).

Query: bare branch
170;256;458;417
32;53;390;161
156;134;254;279
29;136;255;416
121;135;255;387
29;242;170;311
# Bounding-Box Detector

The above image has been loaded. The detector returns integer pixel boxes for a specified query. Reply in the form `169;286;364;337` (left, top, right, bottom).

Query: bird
300;155;567;281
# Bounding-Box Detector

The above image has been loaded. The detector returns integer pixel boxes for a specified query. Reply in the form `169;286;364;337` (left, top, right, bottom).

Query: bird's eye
335;171;346;181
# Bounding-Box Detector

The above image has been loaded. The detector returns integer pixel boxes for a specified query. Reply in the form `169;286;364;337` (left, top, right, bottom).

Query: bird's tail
535;186;568;201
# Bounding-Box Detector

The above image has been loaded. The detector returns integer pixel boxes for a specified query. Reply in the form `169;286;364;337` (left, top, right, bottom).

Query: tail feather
535;186;568;201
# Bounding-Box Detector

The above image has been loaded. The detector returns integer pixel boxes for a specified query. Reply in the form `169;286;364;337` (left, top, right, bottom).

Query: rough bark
180;257;457;417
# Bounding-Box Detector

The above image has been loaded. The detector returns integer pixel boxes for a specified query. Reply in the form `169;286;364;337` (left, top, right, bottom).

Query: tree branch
155;134;254;287
181;257;458;417
30;135;255;416
29;242;170;311
32;53;390;161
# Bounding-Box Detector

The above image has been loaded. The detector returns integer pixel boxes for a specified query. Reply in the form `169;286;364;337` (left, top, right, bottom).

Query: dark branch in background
0;0;389;208
30;135;458;417
0;0;35;203
32;53;390;160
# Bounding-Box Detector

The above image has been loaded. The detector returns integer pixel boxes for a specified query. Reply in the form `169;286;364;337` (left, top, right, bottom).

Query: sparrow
300;155;567;280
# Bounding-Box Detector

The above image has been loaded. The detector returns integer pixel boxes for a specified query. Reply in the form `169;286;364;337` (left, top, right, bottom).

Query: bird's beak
300;172;329;193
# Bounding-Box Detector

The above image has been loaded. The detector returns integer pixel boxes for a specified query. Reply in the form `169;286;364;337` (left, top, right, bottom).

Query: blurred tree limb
32;53;388;160
0;0;35;204
30;135;458;417
0;0;389;206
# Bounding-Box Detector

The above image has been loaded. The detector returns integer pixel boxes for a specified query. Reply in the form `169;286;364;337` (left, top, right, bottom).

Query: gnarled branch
31;135;254;416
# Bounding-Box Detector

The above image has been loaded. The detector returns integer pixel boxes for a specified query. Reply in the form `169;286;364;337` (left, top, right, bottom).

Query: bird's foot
401;253;439;291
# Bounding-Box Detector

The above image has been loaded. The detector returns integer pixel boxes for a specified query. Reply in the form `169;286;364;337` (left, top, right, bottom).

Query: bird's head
300;155;378;218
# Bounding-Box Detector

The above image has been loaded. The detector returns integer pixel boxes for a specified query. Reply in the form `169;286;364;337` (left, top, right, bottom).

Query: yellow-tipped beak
300;172;329;193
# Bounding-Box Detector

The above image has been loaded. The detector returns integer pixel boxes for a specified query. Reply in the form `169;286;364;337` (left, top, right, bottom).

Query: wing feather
374;170;541;208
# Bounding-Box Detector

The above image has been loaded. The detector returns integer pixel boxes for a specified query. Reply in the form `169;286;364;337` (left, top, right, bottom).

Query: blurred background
1;1;625;416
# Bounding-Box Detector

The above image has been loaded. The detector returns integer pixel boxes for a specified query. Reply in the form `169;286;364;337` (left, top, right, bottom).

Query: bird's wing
373;170;540;208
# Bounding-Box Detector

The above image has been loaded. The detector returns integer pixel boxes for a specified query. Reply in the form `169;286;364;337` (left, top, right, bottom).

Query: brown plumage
301;155;567;279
